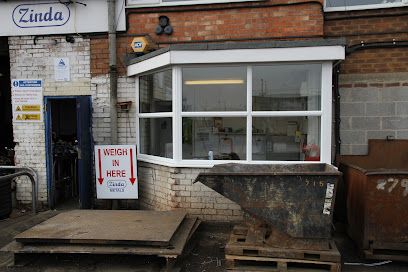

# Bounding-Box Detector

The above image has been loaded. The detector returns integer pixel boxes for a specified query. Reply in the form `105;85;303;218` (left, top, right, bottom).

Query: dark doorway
45;96;92;210
0;37;14;165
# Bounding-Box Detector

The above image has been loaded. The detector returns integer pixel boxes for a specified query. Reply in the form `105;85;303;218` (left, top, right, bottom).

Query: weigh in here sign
94;145;138;199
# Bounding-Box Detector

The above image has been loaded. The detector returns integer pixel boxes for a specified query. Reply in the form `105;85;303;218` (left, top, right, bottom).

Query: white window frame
131;46;344;167
137;68;174;161
126;0;262;8
324;0;408;12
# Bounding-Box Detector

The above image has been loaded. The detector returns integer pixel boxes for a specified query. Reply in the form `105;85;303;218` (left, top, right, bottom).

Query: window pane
326;0;402;7
140;118;173;158
252;117;321;161
139;70;172;113
182;66;247;111
182;117;246;160
253;64;321;111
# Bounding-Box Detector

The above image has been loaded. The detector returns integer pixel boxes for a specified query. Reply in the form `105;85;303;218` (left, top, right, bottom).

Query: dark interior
0;37;14;165
50;98;79;209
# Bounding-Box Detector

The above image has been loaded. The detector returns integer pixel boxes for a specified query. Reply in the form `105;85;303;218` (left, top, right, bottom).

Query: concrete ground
0;210;407;272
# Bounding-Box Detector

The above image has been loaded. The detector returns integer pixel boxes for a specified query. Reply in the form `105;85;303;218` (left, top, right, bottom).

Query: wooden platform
225;225;341;271
15;210;186;246
1;210;201;271
3;217;200;258
225;254;341;272
226;226;341;263
363;241;408;262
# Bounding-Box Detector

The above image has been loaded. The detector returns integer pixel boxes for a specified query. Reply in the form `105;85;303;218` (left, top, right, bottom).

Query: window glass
139;70;172;113
182;117;246;160
252;64;321;111
326;0;402;8
140;118;173;158
252;117;321;161
182;66;247;111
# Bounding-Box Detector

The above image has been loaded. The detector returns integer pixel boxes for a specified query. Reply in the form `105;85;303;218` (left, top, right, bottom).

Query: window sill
137;154;323;168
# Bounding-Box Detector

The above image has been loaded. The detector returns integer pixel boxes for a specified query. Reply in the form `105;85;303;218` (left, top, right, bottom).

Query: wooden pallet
364;241;408;262
226;226;341;263
225;254;341;272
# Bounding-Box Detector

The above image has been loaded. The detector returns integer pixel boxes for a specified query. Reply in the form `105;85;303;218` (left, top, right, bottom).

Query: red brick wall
91;0;324;76
90;37;109;75
325;7;408;74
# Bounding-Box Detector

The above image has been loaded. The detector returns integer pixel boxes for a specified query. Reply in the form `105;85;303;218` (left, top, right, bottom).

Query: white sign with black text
0;0;125;37
94;145;138;199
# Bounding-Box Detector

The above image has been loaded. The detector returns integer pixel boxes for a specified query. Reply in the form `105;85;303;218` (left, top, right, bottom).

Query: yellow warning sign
22;114;41;121
16;106;21;111
22;105;41;112
16;115;22;120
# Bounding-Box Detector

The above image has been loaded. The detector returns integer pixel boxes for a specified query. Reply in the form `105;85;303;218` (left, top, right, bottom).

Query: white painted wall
8;35;137;206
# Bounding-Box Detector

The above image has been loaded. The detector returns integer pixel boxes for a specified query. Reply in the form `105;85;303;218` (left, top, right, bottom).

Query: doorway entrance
0;37;14;165
45;96;92;209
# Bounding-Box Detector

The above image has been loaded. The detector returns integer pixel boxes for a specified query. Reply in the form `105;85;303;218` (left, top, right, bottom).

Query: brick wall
91;0;324;76
8;35;137;207
8;35;91;205
325;7;408;154
90;75;136;145
138;162;243;221
325;7;408;74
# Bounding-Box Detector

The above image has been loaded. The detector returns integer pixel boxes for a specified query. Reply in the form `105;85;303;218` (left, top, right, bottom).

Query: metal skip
195;163;341;239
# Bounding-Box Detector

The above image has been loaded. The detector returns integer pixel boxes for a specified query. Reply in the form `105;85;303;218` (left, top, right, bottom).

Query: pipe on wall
108;0;118;146
333;40;408;160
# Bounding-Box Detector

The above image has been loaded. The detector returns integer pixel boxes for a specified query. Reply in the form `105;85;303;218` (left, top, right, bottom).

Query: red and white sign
94;145;138;199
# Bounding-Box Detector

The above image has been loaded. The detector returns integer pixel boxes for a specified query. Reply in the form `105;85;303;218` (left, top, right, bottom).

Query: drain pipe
108;0;119;209
108;0;118;145
0;166;38;214
333;60;342;164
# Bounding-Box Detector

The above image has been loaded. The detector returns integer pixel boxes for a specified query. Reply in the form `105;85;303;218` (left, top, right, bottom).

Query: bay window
129;43;345;166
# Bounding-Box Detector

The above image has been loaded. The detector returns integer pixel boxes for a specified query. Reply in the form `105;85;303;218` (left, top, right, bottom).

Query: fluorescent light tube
184;79;244;85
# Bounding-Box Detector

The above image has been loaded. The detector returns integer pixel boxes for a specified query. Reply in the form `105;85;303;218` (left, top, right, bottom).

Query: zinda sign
13;3;70;28
0;0;126;36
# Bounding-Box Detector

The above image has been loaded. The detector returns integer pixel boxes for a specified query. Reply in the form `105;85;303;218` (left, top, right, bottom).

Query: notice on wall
94;145;138;199
54;57;70;81
11;79;43;123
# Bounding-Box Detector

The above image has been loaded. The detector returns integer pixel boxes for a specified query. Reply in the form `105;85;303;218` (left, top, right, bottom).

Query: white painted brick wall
9;35;138;207
138;162;243;221
91;75;136;145
9;35;91;205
